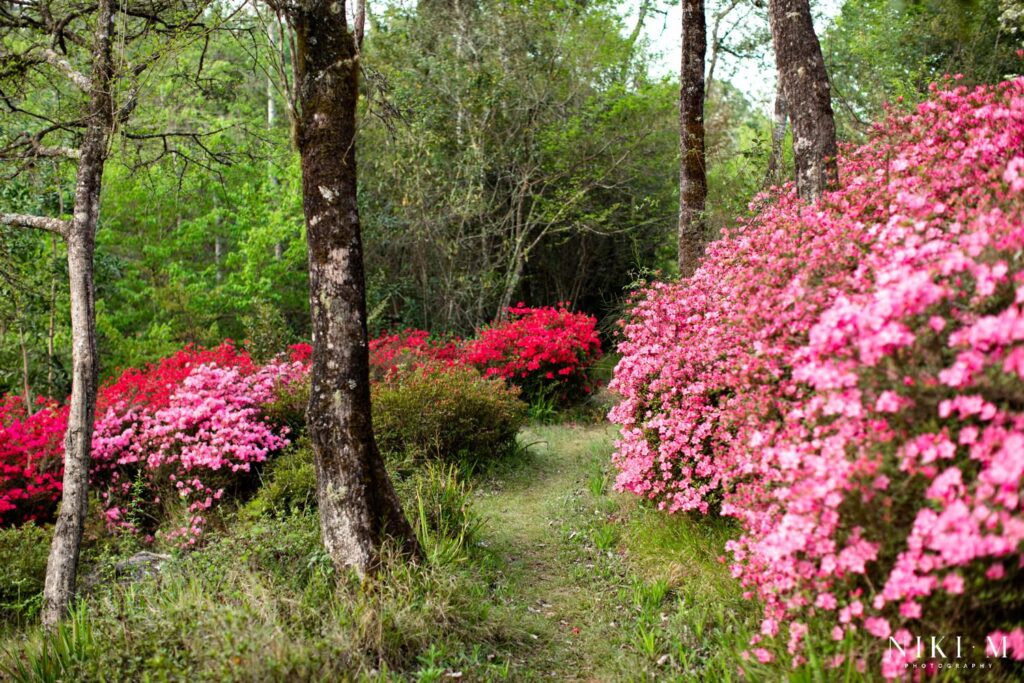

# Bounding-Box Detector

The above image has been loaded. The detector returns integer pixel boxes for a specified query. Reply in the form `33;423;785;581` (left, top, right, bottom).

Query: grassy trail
471;423;756;682
474;424;625;681
471;424;620;680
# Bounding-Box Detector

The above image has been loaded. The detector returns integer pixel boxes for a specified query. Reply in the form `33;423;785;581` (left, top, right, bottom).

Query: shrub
261;374;310;437
368;328;462;380
610;78;1024;675
373;364;526;466
241;439;317;519
0;523;50;625
91;354;303;544
463;304;602;405
0;397;65;527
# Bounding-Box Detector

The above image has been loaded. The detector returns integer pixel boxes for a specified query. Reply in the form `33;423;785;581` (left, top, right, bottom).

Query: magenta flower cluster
609;79;1024;675
92;358;303;544
90;347;307;544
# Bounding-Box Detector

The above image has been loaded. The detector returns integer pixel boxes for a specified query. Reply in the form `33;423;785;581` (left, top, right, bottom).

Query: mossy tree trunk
678;0;707;278
282;0;420;574
768;0;838;200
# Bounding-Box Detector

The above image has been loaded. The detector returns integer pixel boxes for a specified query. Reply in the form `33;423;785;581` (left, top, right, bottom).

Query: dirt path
473;424;632;681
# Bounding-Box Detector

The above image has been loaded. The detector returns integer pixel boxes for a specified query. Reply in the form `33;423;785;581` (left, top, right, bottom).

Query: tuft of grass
412;463;486;566
1;603;95;683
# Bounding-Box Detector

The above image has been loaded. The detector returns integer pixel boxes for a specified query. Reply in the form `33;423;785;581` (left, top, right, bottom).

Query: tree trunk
763;84;788;188
15;302;33;416
678;0;707;278
288;0;419;575
268;21;284;262
41;0;113;628
768;0;838;201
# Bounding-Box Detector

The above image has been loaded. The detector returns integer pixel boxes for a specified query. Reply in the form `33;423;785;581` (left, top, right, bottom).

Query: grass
2;423;1021;681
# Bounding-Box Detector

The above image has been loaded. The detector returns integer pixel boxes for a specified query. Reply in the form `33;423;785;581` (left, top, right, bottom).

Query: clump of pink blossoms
610;78;1024;676
91;347;306;544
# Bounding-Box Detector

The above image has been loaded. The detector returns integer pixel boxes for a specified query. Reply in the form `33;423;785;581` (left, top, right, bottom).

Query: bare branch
0;212;69;237
41;48;91;92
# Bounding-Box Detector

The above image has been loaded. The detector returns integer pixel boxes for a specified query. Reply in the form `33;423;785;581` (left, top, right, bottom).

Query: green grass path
474;424;641;681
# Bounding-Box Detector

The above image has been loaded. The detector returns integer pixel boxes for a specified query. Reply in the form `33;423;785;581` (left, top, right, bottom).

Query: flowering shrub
463;304;602;404
0;342;305;545
610;79;1024;675
91;344;306;543
0;396;65;527
98;341;255;413
368;329;461;380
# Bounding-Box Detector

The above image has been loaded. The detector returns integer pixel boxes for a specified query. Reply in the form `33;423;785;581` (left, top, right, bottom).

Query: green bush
261;376;310;438
0;523;50;626
242;439;317;519
372;365;526;466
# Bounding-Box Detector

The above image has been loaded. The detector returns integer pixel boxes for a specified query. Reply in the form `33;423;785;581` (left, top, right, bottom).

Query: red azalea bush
0;396;66;526
463;304;602;404
610;79;1024;675
367;329;462;380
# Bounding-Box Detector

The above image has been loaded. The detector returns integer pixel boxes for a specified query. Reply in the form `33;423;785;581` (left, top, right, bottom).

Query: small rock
114;551;172;581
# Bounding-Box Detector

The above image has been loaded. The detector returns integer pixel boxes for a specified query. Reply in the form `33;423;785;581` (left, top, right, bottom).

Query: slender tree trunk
17;313;32;415
764;84;788;188
41;0;113;628
768;0;838;200
287;0;419;575
48;213;60;398
678;0;707;277
495;245;524;320
268;21;284;262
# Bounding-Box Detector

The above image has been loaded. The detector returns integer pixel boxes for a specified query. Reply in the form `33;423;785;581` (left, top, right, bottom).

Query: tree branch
41;48;91;91
0;212;69;237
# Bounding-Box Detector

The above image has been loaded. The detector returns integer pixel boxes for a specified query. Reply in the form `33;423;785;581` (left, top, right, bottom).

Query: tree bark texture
678;0;707;278
768;0;838;200
288;0;420;575
41;0;114;627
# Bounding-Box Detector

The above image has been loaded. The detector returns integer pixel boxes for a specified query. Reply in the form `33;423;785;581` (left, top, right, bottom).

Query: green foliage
242;439;317;520
261;376;310;439
526;393;559;425
412;463;486;566
0;523;49;626
1;604;95;683
241;300;294;363
825;0;1021;138
0;507;520;681
372;366;527;467
361;0;679;331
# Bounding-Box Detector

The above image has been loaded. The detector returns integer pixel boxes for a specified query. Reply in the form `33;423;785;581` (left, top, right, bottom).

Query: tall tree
0;0;218;624
269;0;420;574
768;0;838;200
678;0;707;277
0;0;115;626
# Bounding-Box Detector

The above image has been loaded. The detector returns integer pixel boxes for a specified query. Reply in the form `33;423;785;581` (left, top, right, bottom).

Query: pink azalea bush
610;78;1024;675
91;350;305;544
